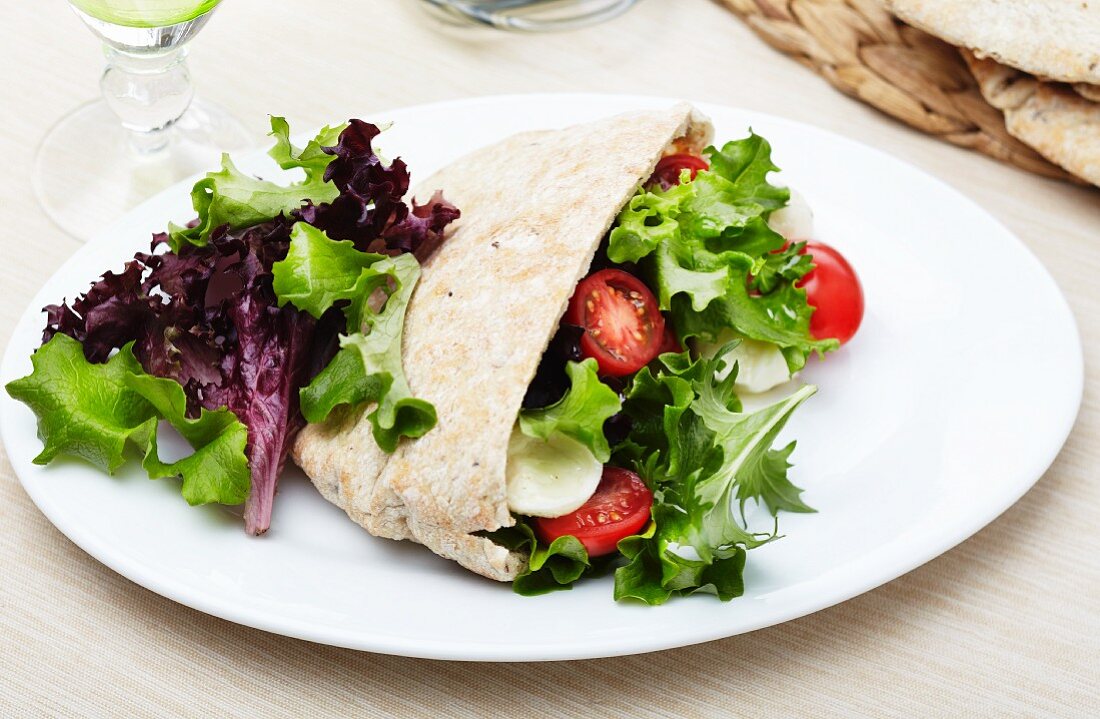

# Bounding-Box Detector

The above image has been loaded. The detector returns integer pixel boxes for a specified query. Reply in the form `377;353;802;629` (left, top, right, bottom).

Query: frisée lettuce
614;348;815;604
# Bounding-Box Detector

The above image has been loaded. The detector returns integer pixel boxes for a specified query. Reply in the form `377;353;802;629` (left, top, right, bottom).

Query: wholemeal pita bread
963;50;1100;186
293;104;713;580
1073;83;1100;103
888;0;1100;86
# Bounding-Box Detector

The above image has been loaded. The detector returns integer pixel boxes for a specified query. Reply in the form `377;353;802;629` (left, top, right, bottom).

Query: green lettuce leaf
735;439;812;516
607;132;837;372
124;371;251;506
484;521;592;596
705;132;791;213
612;349;815;604
168;117;345;250
272;223;435;452
5;334;250;505
693;383;816;519
518;358;621;462
615;521;746;605
6;334;157;473
607;185;687;264
750;240;814;295
267;116;347;177
271;221;386;318
610;522;672;604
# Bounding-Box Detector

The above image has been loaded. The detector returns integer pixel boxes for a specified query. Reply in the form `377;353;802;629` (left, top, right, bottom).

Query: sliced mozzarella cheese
727;339;793;393
505;427;603;518
695;330;792;394
768;188;813;240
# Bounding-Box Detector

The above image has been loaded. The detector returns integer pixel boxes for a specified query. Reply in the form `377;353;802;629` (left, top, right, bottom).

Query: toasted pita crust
964;50;1100;186
293;104;713;581
888;0;1100;85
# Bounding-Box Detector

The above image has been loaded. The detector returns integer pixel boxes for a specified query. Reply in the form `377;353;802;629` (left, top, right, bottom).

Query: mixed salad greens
491;135;863;603
7;118;458;535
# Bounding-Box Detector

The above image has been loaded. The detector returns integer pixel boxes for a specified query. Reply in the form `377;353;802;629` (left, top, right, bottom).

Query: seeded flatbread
293;104;713;580
888;0;1100;86
963;50;1100;186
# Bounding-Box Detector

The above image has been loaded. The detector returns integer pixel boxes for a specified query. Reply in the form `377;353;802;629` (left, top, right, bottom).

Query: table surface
2;1;1098;716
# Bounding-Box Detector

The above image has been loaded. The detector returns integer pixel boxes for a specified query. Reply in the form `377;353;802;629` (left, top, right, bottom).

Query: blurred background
10;0;1096;237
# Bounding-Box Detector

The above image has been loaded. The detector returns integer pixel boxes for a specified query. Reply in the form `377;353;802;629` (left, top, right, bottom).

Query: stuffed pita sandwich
292;104;857;603
296;104;710;580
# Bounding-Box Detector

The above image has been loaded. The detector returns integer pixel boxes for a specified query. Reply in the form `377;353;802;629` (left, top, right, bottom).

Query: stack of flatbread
718;0;1100;186
886;0;1100;185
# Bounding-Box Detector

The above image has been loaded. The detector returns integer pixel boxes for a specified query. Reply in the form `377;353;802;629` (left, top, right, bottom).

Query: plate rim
1;92;1085;661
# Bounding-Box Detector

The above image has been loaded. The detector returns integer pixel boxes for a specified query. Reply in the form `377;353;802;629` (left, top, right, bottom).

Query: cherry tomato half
798;241;864;345
565;269;665;377
650;153;710;189
533;467;653;557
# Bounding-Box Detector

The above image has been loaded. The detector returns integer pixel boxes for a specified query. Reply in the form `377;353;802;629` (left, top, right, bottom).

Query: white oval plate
1;95;1083;661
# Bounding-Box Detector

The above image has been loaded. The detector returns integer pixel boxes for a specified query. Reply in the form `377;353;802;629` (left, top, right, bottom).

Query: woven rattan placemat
717;0;1077;182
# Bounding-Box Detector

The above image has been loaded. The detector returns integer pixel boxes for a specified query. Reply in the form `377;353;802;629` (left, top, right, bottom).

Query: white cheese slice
768;188;814;240
505;427;602;518
696;331;792;394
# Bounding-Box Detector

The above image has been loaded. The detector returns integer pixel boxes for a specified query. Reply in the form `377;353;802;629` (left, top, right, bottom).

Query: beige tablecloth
2;1;1098;716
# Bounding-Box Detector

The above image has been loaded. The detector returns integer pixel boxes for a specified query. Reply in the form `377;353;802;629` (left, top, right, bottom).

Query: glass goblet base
32;97;251;240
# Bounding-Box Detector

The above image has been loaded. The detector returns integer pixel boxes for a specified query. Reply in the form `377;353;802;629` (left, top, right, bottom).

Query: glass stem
100;46;194;156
